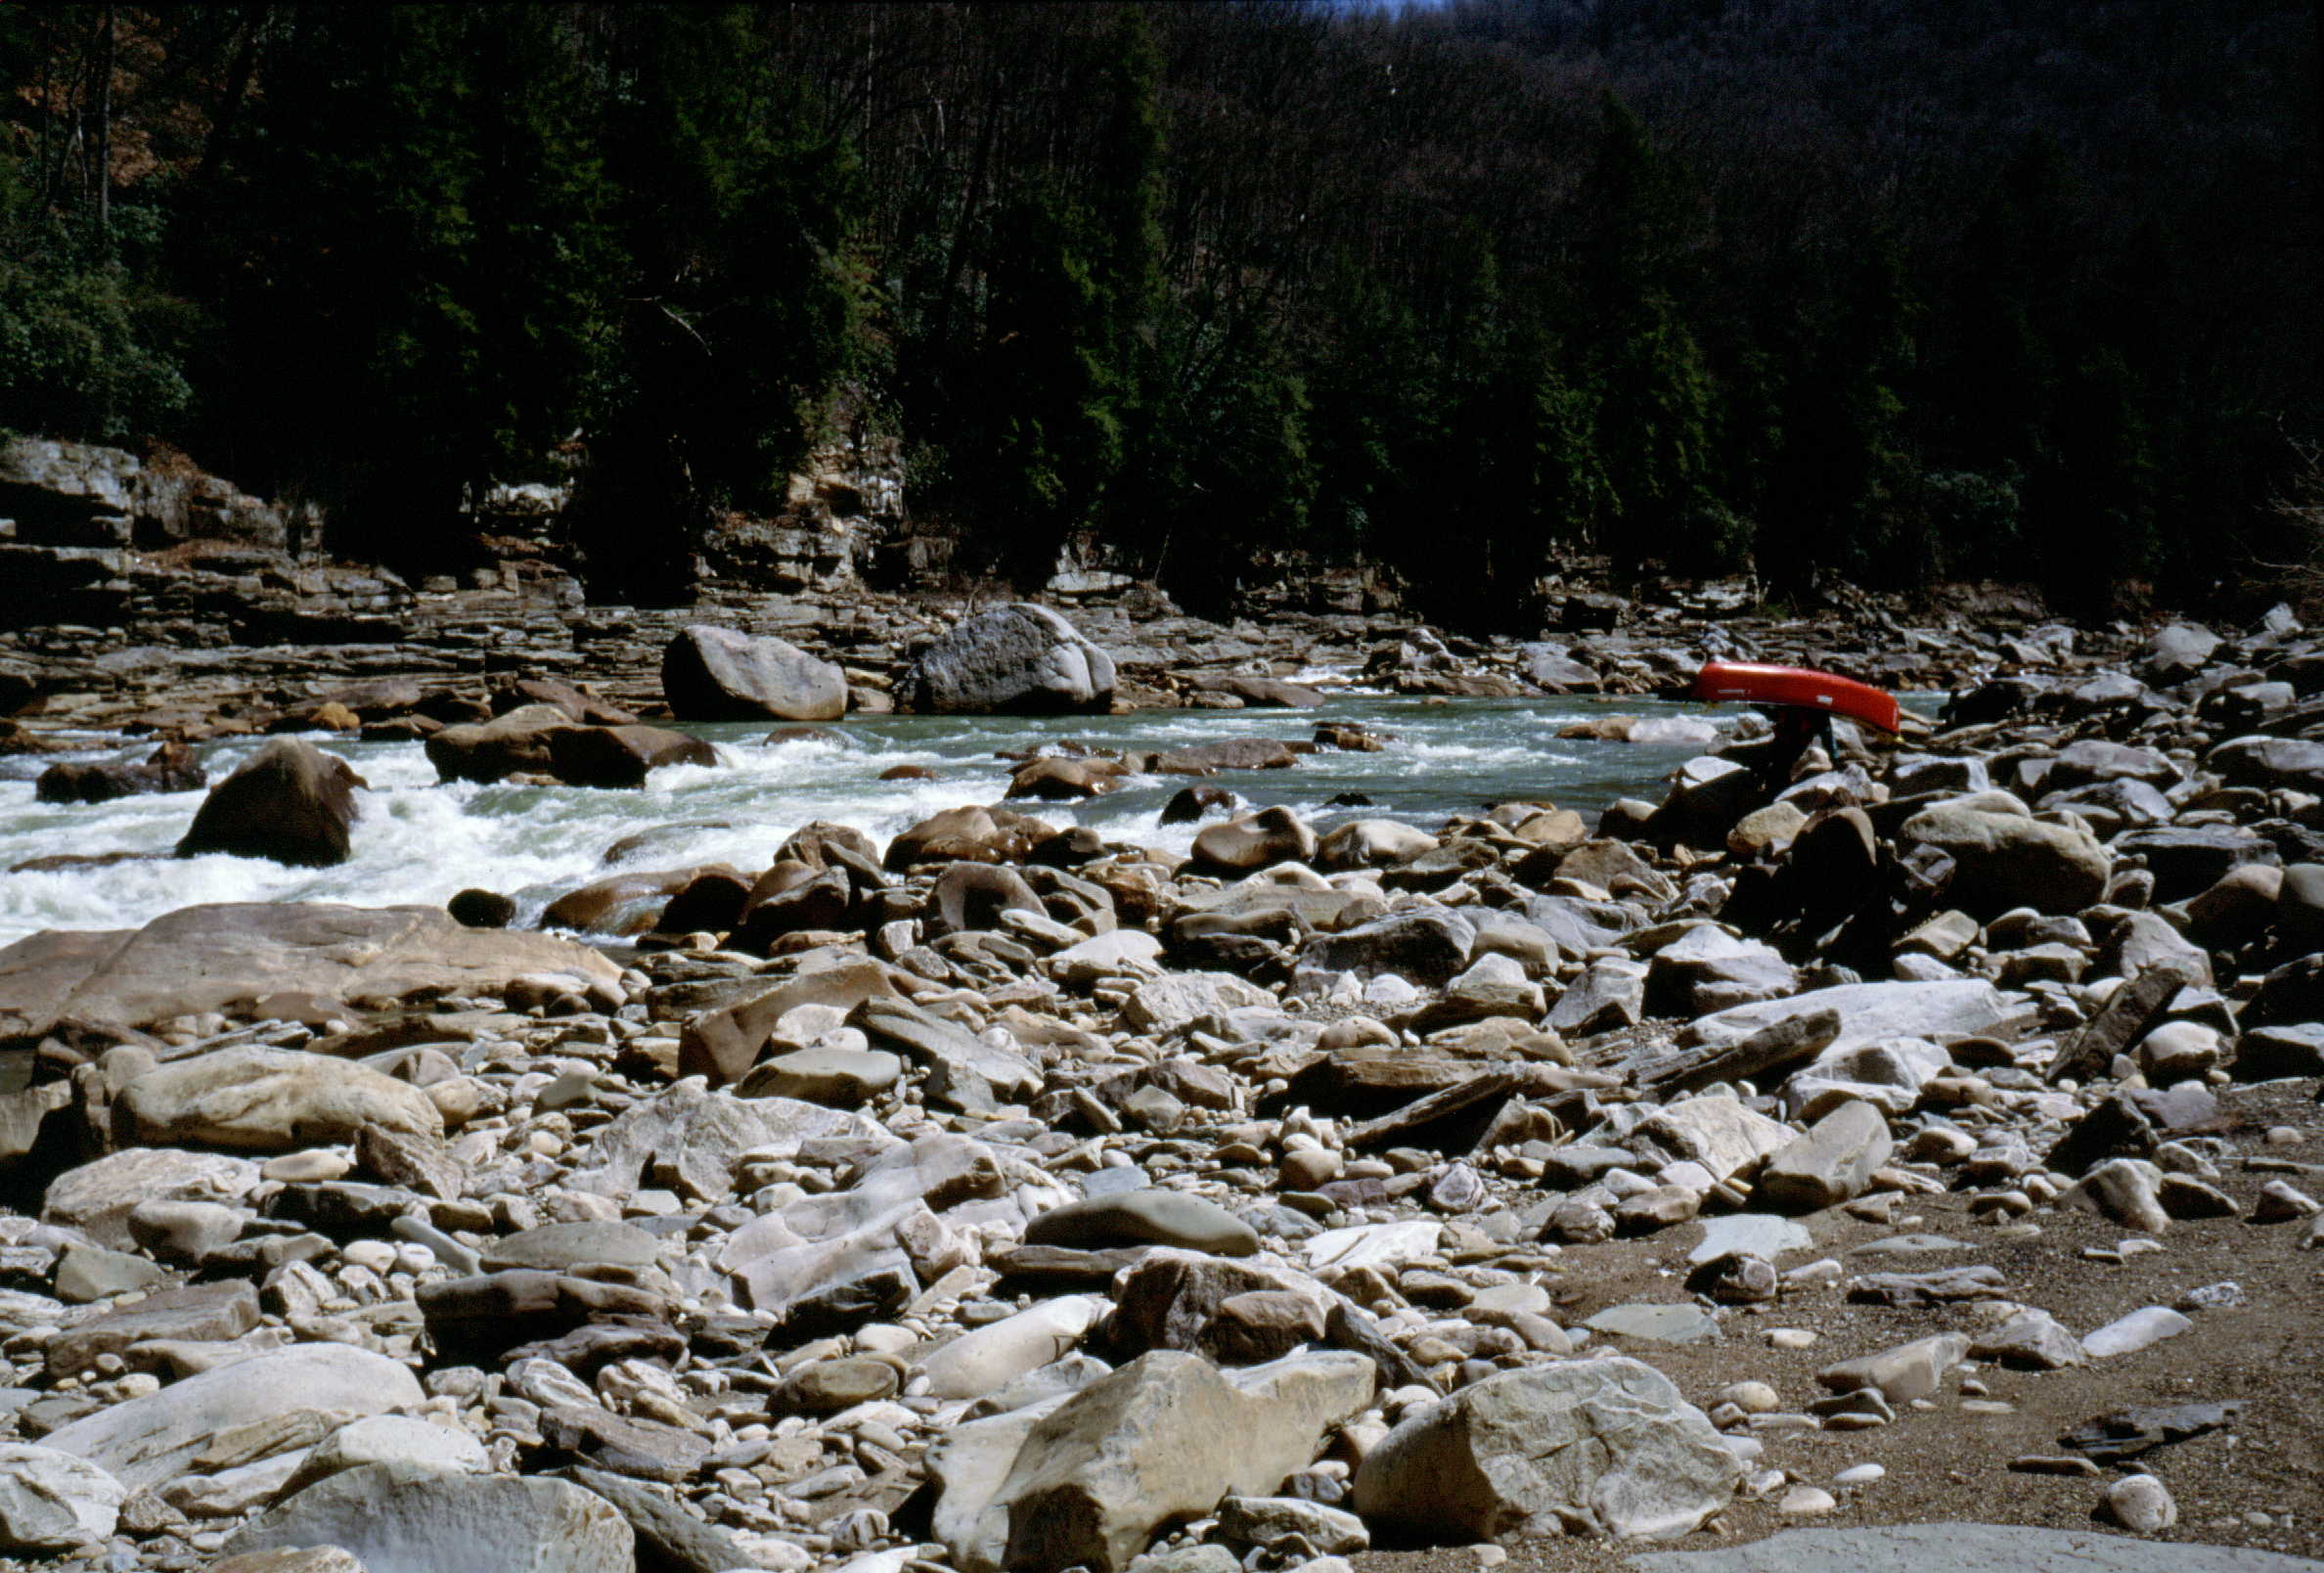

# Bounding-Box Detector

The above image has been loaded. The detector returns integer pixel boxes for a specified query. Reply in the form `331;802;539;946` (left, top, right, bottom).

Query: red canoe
1689;660;1900;734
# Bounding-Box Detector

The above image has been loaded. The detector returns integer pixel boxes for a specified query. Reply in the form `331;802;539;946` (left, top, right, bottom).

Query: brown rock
887;805;1053;871
543;867;737;937
495;677;636;726
679;960;905;1083
1008;756;1131;799
37;742;204;804
423;702;573;784
175;740;364;868
1148;739;1301;774
1189;807;1317;874
545;725;717;788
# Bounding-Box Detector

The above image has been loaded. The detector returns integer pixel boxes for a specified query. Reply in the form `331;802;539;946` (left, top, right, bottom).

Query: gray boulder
116;1045;442;1153
1898;803;2110;915
2206;735;2324;793
1683;980;2019;1066
928;1349;1374;1573
562;1080;883;1205
1353;1357;1740;1540
44;1343;423;1493
0;901;618;1042
1815;1331;1969;1403
423;702;573;783
224;1462;634;1572
1025;1191;1259;1257
904;604;1117;714
2141;621;2220;681
1759;1099;1894;1213
1189;807;1318;875
44;1146;261;1250
1548;957;1649;1036
1647;927;1797;1014
542;724;718;788
0;1443;125;1551
662;625;847;722
1624;1522;2324;1573
1108;1248;1330;1361
1299;910;1474;988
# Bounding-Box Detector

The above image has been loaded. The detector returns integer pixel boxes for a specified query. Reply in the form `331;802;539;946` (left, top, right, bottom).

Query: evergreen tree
1303;262;1434;564
576;4;868;600
1570;95;1718;581
1139;309;1315;612
205;7;616;569
1763;238;1919;592
2030;347;2155;614
1590;290;1717;582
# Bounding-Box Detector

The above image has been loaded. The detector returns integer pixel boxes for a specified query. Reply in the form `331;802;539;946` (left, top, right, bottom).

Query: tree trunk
196;9;266;187
95;4;115;235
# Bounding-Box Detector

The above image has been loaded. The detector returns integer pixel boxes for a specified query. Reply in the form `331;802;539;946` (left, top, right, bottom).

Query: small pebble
1779;1486;1838;1518
1833;1463;1885;1486
1767;1328;1816;1349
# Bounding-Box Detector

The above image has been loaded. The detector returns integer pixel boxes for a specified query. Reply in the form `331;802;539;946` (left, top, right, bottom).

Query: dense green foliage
4;1;2317;616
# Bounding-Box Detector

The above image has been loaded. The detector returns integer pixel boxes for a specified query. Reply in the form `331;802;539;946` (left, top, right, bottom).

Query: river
0;694;1740;946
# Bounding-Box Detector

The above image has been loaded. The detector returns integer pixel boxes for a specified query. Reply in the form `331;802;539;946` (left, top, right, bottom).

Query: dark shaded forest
4;1;2318;622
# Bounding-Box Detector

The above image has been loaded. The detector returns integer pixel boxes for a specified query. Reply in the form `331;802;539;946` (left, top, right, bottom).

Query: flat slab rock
0;902;617;1039
1689;1214;1814;1265
1624;1523;2324;1573
1681;979;2023;1064
1583;1303;1721;1344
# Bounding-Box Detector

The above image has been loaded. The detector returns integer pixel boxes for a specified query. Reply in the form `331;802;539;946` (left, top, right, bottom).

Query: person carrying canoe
1688;660;1900;791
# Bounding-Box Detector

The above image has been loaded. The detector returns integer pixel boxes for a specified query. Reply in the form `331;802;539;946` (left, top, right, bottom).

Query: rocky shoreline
0;583;2321;1573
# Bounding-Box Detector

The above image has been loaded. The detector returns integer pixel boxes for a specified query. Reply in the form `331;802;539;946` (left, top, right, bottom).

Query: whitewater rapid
0;697;1734;946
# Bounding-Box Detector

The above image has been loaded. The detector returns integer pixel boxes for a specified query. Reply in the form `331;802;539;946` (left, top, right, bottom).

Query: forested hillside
4;1;2317;620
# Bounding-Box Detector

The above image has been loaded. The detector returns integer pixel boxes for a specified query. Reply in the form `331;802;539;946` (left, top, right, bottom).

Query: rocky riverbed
0;589;2320;1573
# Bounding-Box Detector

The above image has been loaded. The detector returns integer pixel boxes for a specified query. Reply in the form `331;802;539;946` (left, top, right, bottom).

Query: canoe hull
1689;660;1901;734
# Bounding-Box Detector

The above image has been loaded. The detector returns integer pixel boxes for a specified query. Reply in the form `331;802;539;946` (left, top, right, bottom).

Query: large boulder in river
1897;801;2109;915
544;724;717;787
0;903;618;1041
174;739;362;867
886;806;1054;871
662;625;847;722
903;604;1116;715
541;866;738;937
424;702;572;783
36;742;204;804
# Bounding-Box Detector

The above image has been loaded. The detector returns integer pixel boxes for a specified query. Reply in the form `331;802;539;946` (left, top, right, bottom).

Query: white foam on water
0;696;1717;946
